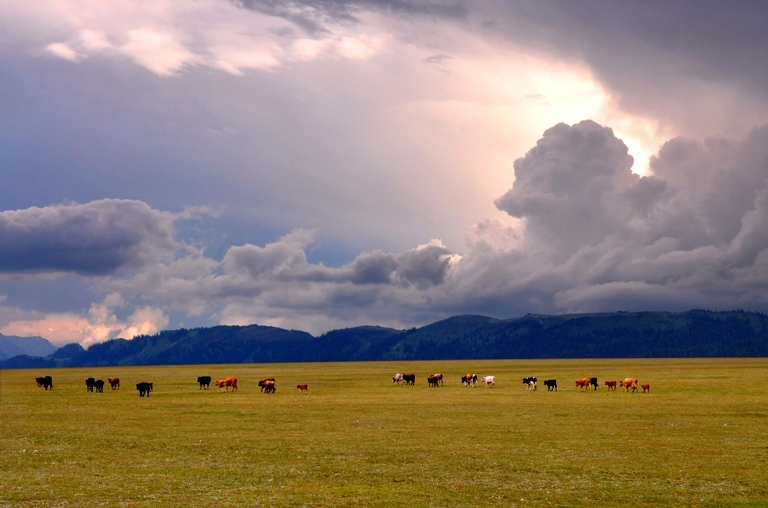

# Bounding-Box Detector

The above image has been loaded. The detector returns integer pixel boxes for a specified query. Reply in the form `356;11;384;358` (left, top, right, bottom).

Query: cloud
0;293;169;346
46;42;81;61
121;28;202;76
0;199;179;275
335;33;387;59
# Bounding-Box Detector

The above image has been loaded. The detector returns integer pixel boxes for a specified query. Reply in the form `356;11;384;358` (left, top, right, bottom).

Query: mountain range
1;310;767;369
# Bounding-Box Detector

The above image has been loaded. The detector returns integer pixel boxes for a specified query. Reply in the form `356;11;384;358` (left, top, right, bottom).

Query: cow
605;380;617;391
575;378;590;391
620;378;638;392
463;373;477;387
403;374;416;385
481;376;495;388
641;384;650;393
136;382;151;397
94;380;105;393
392;373;404;384
523;377;537;390
543;379;557;391
259;378;276;392
431;373;444;385
217;377;238;392
197;376;211;390
262;380;276;394
108;377;120;390
35;376;53;390
427;375;440;387
86;377;96;392
297;384;308;392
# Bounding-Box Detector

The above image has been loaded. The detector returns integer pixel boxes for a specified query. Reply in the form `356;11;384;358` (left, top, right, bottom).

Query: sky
2;0;768;346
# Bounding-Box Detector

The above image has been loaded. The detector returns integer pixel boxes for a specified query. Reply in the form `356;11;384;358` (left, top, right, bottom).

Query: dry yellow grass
1;358;767;507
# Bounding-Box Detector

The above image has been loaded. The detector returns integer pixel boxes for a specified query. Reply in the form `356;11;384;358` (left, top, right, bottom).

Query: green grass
2;358;768;507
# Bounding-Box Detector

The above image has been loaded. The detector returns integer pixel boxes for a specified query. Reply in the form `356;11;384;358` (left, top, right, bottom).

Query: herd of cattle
33;372;649;395
392;373;649;393
32;375;295;396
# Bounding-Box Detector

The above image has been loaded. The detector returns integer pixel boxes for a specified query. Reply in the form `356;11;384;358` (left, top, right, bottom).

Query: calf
481;376;495;388
464;374;477;387
108;377;120;390
35;376;53;390
297;384;308;393
86;377;96;392
392;373;404;384
604;380;617;391
543;379;557;391
94;380;105;393
403;374;416;385
523;377;537;390
589;377;598;391
136;382;151;397
197;376;212;390
641;384;650;393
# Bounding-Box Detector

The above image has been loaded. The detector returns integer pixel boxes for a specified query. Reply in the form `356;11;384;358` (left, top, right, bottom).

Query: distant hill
1;310;767;369
0;334;58;361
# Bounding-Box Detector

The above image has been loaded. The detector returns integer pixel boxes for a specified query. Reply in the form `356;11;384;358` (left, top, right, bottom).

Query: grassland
1;358;767;507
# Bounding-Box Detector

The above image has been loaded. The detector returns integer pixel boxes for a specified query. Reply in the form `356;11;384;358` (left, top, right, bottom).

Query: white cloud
46;42;80;61
0;294;168;346
335;34;387;60
121;28;201;76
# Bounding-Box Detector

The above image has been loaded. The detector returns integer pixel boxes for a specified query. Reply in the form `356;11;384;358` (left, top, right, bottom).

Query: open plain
1;358;767;507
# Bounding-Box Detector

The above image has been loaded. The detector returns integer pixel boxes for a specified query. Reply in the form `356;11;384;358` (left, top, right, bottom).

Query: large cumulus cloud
6;120;768;337
0;199;179;275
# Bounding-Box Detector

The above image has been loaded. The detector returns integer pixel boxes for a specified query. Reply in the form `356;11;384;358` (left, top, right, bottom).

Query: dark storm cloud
0;200;178;275
489;120;768;313
474;1;768;130
232;0;466;34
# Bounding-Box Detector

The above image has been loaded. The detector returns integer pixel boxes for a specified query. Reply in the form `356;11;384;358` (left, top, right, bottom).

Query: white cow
392;373;404;384
481;376;496;388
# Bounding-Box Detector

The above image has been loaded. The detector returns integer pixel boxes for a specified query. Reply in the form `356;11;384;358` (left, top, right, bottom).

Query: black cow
94;380;105;393
136;382;152;397
86;377;96;392
403;374;416;385
197;376;212;390
589;377;598;391
543;379;557;391
35;376;53;390
427;375;440;387
523;377;537;390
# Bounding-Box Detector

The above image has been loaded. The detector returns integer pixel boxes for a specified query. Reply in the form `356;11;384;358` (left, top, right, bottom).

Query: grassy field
1;358;767;507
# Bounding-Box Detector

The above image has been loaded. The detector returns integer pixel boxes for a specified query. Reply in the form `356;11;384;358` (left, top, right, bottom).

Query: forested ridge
2;310;767;369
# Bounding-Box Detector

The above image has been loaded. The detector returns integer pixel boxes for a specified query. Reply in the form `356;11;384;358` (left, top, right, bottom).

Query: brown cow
216;377;238;392
259;378;276;392
575;378;590;391
620;378;638;392
262;380;276;394
604;380;617;391
641;384;650;393
297;384;308;392
108;377;120;390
